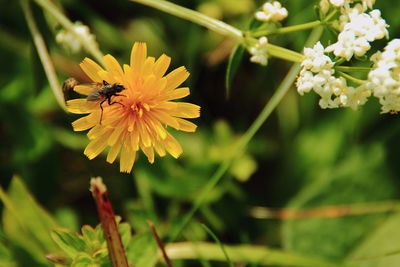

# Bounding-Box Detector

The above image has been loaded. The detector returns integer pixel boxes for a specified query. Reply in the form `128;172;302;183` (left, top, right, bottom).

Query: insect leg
99;99;106;124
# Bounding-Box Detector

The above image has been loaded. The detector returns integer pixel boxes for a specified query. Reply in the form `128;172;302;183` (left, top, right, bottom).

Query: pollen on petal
80;58;104;82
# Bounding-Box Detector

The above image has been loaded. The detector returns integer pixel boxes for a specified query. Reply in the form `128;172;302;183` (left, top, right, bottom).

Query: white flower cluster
56;23;97;53
255;1;288;22
249;37;269;66
367;39;400;113
325;7;388;61
324;0;375;9
297;42;371;109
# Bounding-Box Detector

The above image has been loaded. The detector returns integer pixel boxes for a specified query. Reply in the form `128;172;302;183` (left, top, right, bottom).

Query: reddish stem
90;177;129;267
147;221;173;267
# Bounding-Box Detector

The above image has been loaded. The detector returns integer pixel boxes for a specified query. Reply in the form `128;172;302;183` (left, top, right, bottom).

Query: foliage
1;0;400;266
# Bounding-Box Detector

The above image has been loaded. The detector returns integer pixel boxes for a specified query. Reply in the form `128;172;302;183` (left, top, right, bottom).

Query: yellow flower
67;42;200;173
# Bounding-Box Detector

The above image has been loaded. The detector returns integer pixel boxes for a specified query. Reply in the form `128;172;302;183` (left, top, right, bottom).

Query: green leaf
51;228;86;258
71;253;97;267
118;222;132;249
346;213;400;266
282;143;398;260
126;233;158;267
0;176;58;264
225;45;245;98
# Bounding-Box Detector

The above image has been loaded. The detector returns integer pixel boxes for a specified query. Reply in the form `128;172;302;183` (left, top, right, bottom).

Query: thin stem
90;177;129;267
20;0;66;111
266;43;305;62
335;66;372;73
33;0;104;65
148;221;173;267
201;224;234;267
249;201;400;220
337;71;367;85
168;26;325;242
129;0;244;43
165;242;340;267
252;20;322;37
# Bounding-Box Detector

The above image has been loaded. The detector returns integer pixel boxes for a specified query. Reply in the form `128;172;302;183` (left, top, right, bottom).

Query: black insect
87;80;126;124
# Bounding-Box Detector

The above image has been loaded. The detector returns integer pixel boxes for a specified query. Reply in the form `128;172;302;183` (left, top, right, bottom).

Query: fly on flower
85;80;126;124
67;42;200;173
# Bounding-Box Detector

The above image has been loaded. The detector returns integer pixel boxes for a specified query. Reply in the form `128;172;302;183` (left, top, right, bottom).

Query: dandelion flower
67;42;200;173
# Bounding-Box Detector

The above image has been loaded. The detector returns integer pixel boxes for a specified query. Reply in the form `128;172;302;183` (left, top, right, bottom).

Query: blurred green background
1;0;400;266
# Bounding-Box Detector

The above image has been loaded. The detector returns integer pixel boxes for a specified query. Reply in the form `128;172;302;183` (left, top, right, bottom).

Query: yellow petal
130;129;140;151
151;110;180;129
153;139;166;157
141;144;155;163
165;66;189;90
98;69;116;84
104;54;124;79
71;113;99;131
153;54;171;78
176;118;197;132
142;75;157;92
170;103;201;118
120;137;136;173
108;124;126;146
164;133;182;158
74;85;96;96
84;131;109;159
166;87;190;100
130;42;147;73
142;57;155;77
107;137;123;164
80;58;104;82
87;124;107;140
138;121;152;147
67;99;97;114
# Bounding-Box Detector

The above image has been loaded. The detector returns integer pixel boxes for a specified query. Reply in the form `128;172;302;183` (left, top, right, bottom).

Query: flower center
130;101;151;118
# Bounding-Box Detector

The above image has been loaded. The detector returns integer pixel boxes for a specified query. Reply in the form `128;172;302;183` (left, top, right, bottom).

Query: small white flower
297;42;371;109
329;0;346;7
56;22;97;53
249;37;269;66
367;39;400;113
325;8;388;61
255;1;288;22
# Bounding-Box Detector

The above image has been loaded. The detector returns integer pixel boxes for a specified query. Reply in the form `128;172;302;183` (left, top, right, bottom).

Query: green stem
252;20;322;37
168;26;324;242
20;0;66;111
337;71;367;85
165;242;340;267
201;225;234;267
129;0;244;43
335;66;371;73
266;43;304;62
33;0;104;65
